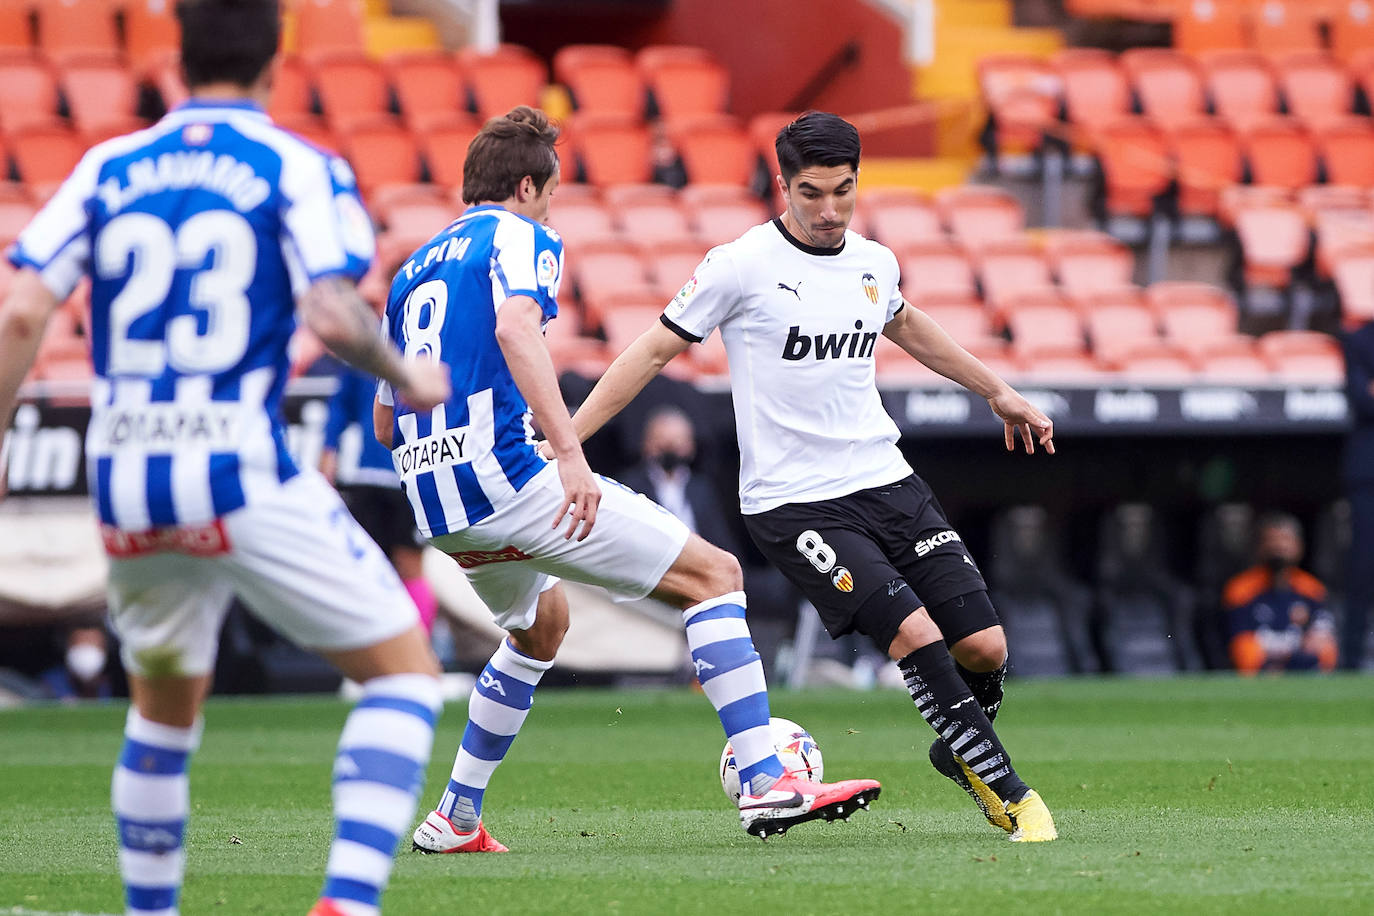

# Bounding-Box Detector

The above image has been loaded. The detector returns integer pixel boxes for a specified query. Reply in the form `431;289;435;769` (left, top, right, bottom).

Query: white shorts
429;463;690;632
106;471;418;678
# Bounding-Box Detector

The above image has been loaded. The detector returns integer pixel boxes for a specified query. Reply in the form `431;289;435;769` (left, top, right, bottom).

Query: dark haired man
0;0;453;914
378;106;880;853
557;111;1059;841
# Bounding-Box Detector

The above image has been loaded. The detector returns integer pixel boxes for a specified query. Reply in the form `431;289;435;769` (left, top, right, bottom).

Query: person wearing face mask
40;626;112;701
1223;512;1337;674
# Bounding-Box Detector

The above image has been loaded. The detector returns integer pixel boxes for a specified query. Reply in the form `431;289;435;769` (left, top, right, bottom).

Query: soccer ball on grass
719;716;823;803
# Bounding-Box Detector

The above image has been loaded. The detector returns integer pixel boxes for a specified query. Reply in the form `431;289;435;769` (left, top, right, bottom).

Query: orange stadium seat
679;183;769;246
337;116;422;193
386;51;465;131
1157;297;1239;356
0;1;31;56
123;0;180;76
977;55;1060;159
600;302;664;352
1003;293;1086;360
1250;1;1323;59
641;238;709;298
1052;49;1131;134
667;115;756;187
1202;51;1279;130
1016;348;1102;382
935;185;1025;252
376;191;454;242
554;44;644;118
1166;118;1242;219
1114;340;1197;381
976;238;1055;308
35;0;119;63
747;111;796;193
416;115;480;192
311;52;391;131
548;195;619;250
293;0;365;60
1241;118;1318;189
859;187;943;247
566;112;653;187
0;57;60;131
1085;299;1160;365
275;113;337;153
59;56;139;133
611;190;692;246
5;122;83;185
1092;118;1173;218
1045;230;1135;298
1312;118;1374;188
573;239;655;316
267;57;316;122
1232;192;1309;287
872;335;945;386
637;47;729;120
917;296;997;347
1274;52;1355;129
1257;329;1344;382
1121;49;1207;131
1332;242;1374;323
0;183;34;246
1299;184;1374;274
1331;1;1374;64
458;44;546;121
896;240;978;304
1193;335;1273;383
1173;0;1247;55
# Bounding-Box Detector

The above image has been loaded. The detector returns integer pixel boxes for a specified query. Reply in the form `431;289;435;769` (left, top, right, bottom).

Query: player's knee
702;544;744;596
951;627;1008;672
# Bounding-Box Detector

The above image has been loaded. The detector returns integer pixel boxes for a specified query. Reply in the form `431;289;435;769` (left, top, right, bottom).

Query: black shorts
743;474;994;652
337;484;425;554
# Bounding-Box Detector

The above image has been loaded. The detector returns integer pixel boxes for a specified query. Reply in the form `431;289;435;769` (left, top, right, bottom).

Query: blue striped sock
322;674;441;916
438;639;551;831
111;710;201;916
683;592;783;796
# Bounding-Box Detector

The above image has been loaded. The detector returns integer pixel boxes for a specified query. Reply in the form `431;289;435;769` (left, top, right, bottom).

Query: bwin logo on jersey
913;529;962;557
782;321;879;361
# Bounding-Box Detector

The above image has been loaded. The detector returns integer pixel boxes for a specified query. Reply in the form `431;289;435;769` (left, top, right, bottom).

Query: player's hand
553;452;600;541
397;359;451;412
536;439;555;461
988;389;1055;455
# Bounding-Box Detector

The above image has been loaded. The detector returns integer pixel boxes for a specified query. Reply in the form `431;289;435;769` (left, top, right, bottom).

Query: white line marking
6;907;123;916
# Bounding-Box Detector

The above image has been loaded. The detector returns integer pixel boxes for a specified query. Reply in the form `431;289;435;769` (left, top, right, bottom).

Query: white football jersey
663;218;912;514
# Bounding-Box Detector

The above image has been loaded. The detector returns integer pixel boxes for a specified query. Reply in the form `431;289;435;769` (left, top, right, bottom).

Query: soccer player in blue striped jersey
0;2;453;914
379;107;881;850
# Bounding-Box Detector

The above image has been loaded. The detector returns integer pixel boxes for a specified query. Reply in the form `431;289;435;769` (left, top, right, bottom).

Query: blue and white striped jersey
379;204;563;537
8;99;374;531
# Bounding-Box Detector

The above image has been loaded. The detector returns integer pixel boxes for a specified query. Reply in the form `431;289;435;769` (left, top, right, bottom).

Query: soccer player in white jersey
377;107;880;851
0;2;454;914
558;112;1060;842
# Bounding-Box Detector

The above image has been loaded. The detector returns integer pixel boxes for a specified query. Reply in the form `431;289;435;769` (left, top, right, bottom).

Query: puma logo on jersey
782;323;879;361
776;281;802;299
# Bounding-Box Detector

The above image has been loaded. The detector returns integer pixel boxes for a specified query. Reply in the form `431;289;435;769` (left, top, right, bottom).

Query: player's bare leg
890;610;1056;842
654;536;881;838
413;586;569;854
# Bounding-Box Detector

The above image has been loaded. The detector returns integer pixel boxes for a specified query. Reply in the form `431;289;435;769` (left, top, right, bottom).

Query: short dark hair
461;107;561;205
775;111;861;184
176;0;280;89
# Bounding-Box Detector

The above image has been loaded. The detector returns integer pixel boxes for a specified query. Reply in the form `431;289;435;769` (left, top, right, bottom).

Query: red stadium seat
1084;300;1160;365
35;0;119;64
1303;186;1374;278
1250;1;1323;60
859;187;943;247
1017;348;1103;382
0;1;31;57
1231;191;1309;287
934;185;1025;251
1274;52;1355;129
311;52;391;131
1194;335;1274;382
566;112;653;187
415;115;480;192
1157;295;1239;356
1120;49;1206;131
637;47;729;120
1091;118;1172;218
641;238;709;299
5;122;83;185
1113;340;1197;381
123;0;180;76
1257;329;1344;382
1332;242;1374;323
1312;118;1374;188
293;0;366;60
976;238;1055;308
747;111;796;196
0;57;60;131
58;56;140;133
667;115;756;187
275;113;338;154
337;116;422;193
600;302;664;352
376;190;454;241
1045;230;1135;298
1004;294;1086;360
896;240;978;304
267;57;316;123
1173;0;1247;55
1165;118;1242;219
385;51;465;132
1052;48;1131;135
457;44;546;121
976;54;1060;159
549;195;618;250
1331;1;1374;64
917;296;997;347
573;239;655;319
1202;51;1279;130
1240;117;1318;190
613;192;692;246
554;44;644;118
679;184;769;246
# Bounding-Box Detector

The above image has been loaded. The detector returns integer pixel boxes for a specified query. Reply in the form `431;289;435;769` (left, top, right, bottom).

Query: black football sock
956;659;1007;721
900;642;1029;803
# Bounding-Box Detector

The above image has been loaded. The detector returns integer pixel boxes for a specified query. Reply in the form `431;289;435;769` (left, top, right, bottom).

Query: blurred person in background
40;625;113;700
1224;512;1337;674
1342;321;1374;669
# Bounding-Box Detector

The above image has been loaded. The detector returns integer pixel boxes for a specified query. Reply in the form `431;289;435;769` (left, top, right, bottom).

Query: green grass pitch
3;676;1373;915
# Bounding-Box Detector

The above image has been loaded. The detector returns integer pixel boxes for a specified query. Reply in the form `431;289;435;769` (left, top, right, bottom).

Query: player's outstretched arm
567;320;693;445
0;268;60;437
884;300;1054;454
300;276;449;411
496;295;600;541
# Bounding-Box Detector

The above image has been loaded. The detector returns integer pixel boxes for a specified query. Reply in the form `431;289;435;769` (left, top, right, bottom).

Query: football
719;716;824;803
